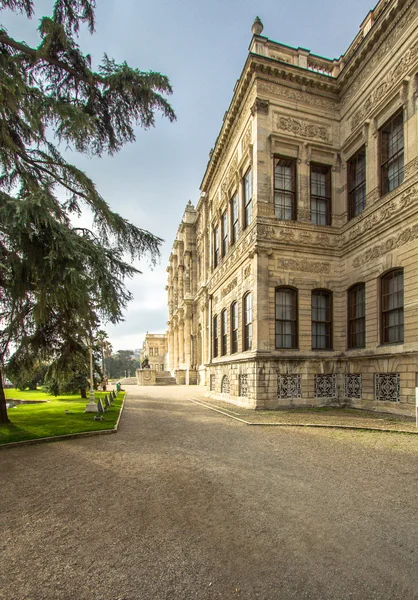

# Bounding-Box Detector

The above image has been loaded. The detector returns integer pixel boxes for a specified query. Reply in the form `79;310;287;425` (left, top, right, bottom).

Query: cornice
338;0;412;91
200;53;340;194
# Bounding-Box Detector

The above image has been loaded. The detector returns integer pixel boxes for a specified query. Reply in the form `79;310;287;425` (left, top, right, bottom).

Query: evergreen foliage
0;0;176;422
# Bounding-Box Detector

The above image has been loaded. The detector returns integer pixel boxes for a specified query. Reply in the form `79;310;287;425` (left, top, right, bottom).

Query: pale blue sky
2;0;375;351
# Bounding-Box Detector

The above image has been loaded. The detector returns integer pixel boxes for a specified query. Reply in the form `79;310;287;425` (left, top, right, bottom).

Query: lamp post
84;335;98;413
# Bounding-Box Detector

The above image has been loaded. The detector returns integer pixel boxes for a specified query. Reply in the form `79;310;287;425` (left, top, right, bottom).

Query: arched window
381;269;404;344
231;301;238;354
221;309;228;356
275;287;298;348
312;290;332;350
348;283;365;349
213;314;219;358
243;293;252;351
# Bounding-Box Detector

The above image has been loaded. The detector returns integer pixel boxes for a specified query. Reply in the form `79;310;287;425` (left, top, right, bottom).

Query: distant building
141;333;168;371
167;0;418;415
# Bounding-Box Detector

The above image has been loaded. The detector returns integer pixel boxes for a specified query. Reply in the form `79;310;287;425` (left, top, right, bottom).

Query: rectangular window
244;293;252;351
213;315;219;358
311;164;331;225
154;348;159;356
221;310;228;356
312;291;332;350
244;169;252;228
274;158;296;221
221;210;228;257
275;288;298;349
149;348;153;356
348;284;365;348
231;301;238;354
213;225;220;268
381;111;404;195
348;146;366;219
381;270;404;344
231;192;239;245
161;364;164;371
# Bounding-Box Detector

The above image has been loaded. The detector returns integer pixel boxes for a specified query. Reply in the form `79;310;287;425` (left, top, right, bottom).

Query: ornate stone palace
167;0;418;415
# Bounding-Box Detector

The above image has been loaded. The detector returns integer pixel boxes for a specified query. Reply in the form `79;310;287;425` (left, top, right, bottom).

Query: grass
0;388;125;446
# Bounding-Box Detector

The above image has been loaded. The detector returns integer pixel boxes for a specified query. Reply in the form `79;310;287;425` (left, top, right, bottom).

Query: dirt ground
1;385;417;600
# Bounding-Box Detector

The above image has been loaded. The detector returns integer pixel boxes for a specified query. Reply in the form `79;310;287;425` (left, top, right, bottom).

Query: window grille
314;374;337;398
375;373;400;402
277;375;302;399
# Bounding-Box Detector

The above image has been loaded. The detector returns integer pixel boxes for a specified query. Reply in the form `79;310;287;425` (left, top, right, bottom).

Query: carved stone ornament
222;277;238;298
251;98;270;116
242;123;252;153
353;223;418;267
277;258;331;274
350;39;418;131
275;114;330;142
243;264;251;279
258;81;336;110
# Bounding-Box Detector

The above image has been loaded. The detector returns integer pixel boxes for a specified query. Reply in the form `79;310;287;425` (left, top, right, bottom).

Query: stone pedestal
137;369;157;385
175;369;186;385
186;369;198;385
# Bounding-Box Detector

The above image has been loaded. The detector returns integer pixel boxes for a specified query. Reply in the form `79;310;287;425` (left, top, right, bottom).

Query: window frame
221;209;228;257
243;168;252;229
275;287;298;349
213;314;219;358
380;110;404;196
213;224;220;268
231;301;238;354
381;269;404;345
347;283;366;349
310;163;331;226
230;192;239;245
243;293;252;351
274;157;296;221
311;289;333;350
221;309;228;356
347;146;366;220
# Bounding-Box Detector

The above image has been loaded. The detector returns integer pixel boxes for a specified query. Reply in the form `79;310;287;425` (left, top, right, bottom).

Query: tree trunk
0;367;10;424
80;387;87;399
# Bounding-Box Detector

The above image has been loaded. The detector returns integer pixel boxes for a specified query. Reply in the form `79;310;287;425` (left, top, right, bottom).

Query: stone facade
167;0;418;416
140;333;168;371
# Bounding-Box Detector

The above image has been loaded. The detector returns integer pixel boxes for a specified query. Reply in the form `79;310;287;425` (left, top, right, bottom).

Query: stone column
184;306;192;368
178;314;185;366
173;317;178;370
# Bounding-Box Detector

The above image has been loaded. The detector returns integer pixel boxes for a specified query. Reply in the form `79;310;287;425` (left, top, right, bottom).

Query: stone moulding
277;258;331;274
274;113;331;142
353;223;418;267
257;80;337;110
350;38;418;131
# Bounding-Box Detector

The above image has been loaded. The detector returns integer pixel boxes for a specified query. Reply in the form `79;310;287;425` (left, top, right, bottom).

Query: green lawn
0;388;125;445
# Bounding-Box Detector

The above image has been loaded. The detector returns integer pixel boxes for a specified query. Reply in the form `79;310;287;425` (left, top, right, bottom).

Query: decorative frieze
221;277;237;298
353;223;418;267
350;39;418;131
314;374;337;398
277;258;331;274
275;114;330;142
344;374;362;399
258;81;336;110
375;373;400;402
277;374;302;399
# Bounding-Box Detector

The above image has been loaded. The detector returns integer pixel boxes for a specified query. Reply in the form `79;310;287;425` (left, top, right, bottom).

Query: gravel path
1;385;417;600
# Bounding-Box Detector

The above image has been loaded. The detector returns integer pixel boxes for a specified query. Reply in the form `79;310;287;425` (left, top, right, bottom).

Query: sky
2;0;375;352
